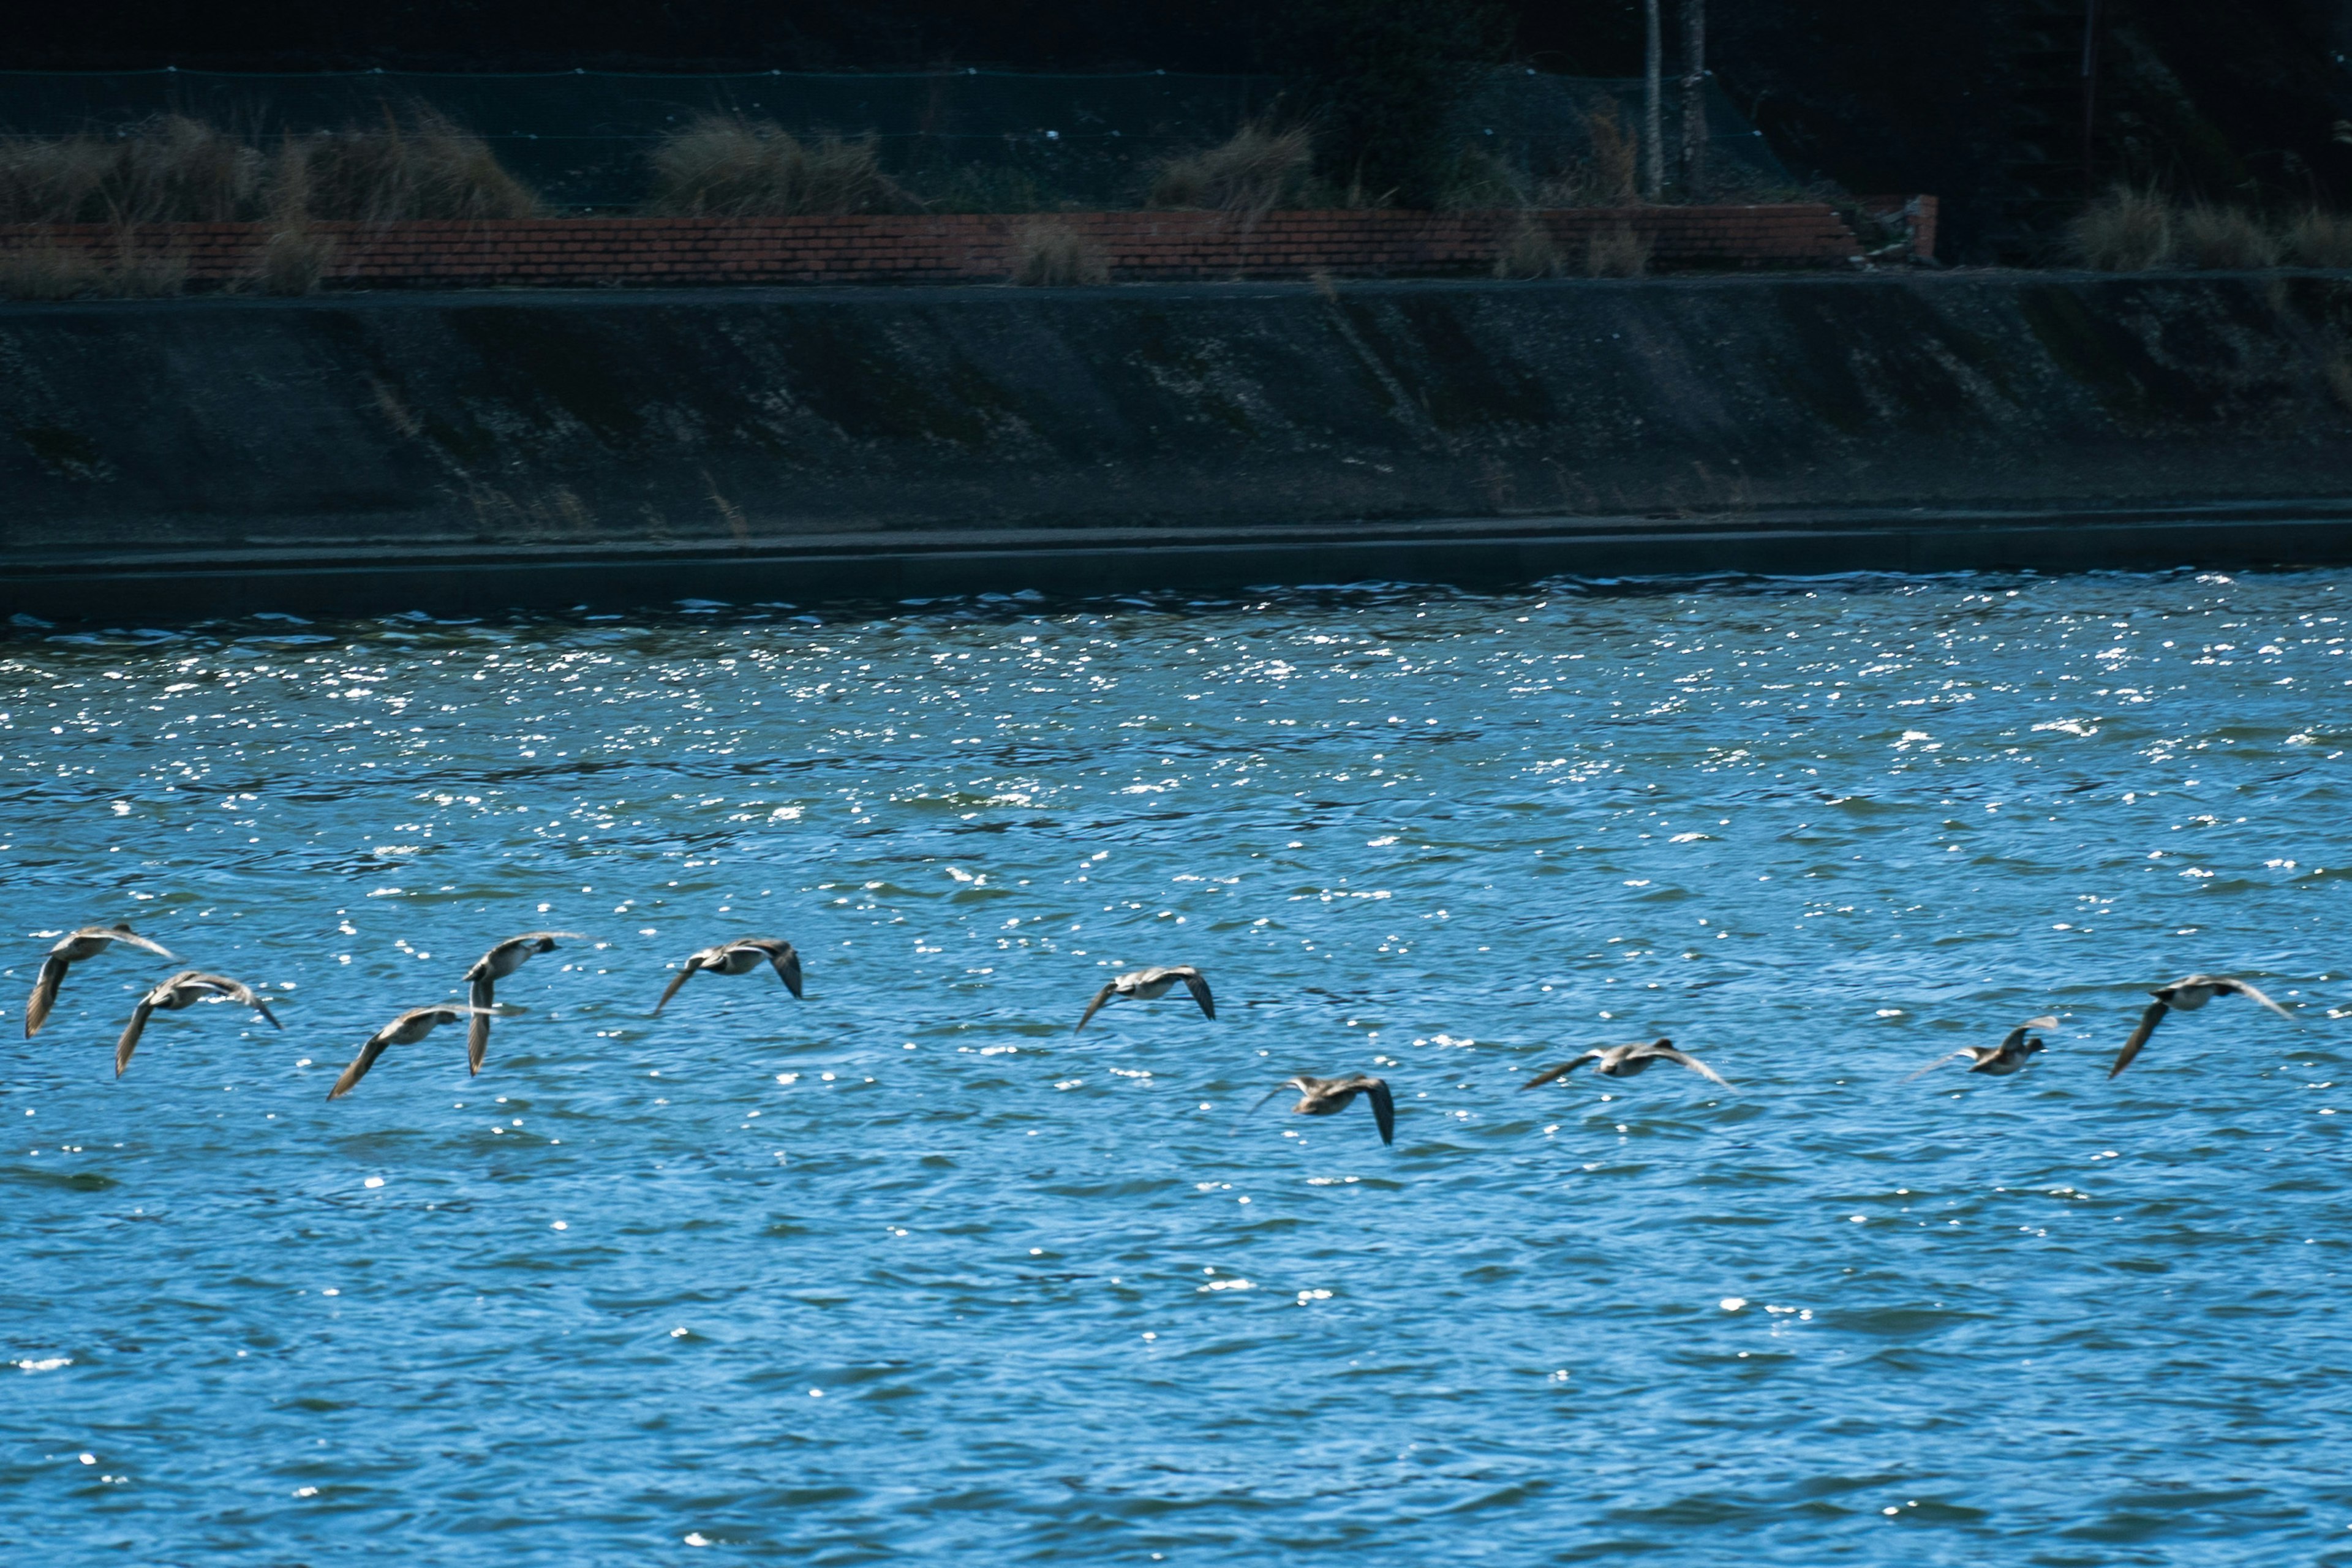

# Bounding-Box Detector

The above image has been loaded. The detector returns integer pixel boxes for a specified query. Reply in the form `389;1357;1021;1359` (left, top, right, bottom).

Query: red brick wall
0;205;1871;289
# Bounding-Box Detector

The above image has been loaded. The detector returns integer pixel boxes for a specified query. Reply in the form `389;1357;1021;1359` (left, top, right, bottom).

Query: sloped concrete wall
5;271;2352;615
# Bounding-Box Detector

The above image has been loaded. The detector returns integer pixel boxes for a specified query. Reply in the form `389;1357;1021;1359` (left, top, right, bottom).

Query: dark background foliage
8;2;2352;258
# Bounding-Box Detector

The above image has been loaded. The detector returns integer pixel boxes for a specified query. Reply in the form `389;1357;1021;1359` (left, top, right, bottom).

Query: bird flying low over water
1245;1073;1395;1144
1905;1016;2060;1082
24;924;176;1039
1073;966;1215;1032
463;931;583;1074
1520;1038;1731;1090
2109;974;2295;1079
654;938;803;1015
115;971;281;1077
329;1004;501;1098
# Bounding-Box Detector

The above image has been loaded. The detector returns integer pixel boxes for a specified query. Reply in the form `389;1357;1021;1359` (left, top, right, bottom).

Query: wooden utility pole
1643;0;1665;199
2081;0;2101;194
1680;0;1706;195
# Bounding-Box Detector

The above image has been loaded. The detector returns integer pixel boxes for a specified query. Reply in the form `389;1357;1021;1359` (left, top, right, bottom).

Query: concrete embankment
6;271;2352;618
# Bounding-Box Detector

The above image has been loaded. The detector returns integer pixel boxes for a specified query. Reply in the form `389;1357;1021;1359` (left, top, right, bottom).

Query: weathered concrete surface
6;271;2352;616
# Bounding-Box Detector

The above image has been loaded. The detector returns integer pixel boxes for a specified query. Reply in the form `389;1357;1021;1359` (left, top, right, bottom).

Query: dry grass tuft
1009;218;1109;286
1577;104;1641;207
2176;203;2278;269
2326;355;2352;415
1493;213;1560;279
1148;124;1315;219
1438;146;1526;211
2283;209;2352;268
256;225;339;295
0;116;265;225
2069;186;2173;270
274;110;540;222
645;115;910;217
0;111;535;228
0;241;108;299
1584;221;1652;277
0;234;188;300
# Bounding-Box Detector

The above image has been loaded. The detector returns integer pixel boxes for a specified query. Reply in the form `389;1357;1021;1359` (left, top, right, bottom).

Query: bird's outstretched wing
1231;1082;1296;1133
195;975;281;1028
1653;1047;1731;1088
467;975;494;1074
2226;978;2296;1023
1520;1054;1596;1090
1360;1077;1395;1145
113;998;157;1076
1903;1048;1972;1084
1181;970;1215;1022
764;943;804;1000
24;953;68;1039
2109;1000;2170;1079
1073;983;1117;1033
330;1035;393;1099
2000;1016;2061;1053
652;960;699;1016
101;928;177;960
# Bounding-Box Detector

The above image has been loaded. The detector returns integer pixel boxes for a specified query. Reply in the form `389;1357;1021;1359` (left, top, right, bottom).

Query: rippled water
5;570;2350;1564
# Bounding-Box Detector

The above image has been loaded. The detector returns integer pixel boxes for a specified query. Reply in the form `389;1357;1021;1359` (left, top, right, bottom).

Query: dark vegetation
9;2;2352;260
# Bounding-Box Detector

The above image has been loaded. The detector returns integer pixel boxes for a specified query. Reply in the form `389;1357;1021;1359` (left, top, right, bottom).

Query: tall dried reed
1148;124;1315;219
644;115;910;217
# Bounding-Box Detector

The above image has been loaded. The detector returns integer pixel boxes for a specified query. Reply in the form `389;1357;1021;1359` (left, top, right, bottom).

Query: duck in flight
462;931;583;1074
1520;1038;1730;1090
24;924;176;1038
328;1004;502;1098
1905;1016;2060;1082
654;938;802;1015
2109;974;2294;1079
115;971;281;1077
1243;1073;1395;1144
1074;966;1214;1032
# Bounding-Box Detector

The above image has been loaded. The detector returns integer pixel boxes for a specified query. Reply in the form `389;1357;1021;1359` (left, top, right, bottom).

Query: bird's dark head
1654;1037;1673;1049
2026;1038;2046;1054
532;937;560;954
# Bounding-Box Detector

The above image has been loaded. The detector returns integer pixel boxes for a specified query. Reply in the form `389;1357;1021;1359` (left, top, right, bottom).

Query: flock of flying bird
16;922;2306;1144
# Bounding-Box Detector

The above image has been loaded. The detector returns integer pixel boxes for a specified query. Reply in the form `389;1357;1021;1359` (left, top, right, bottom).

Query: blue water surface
4;570;2350;1566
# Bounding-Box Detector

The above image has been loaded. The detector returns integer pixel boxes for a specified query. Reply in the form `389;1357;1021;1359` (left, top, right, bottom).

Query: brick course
0;205;1877;289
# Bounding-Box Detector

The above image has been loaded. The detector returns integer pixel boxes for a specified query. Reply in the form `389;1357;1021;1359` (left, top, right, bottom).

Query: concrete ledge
12;501;2352;620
